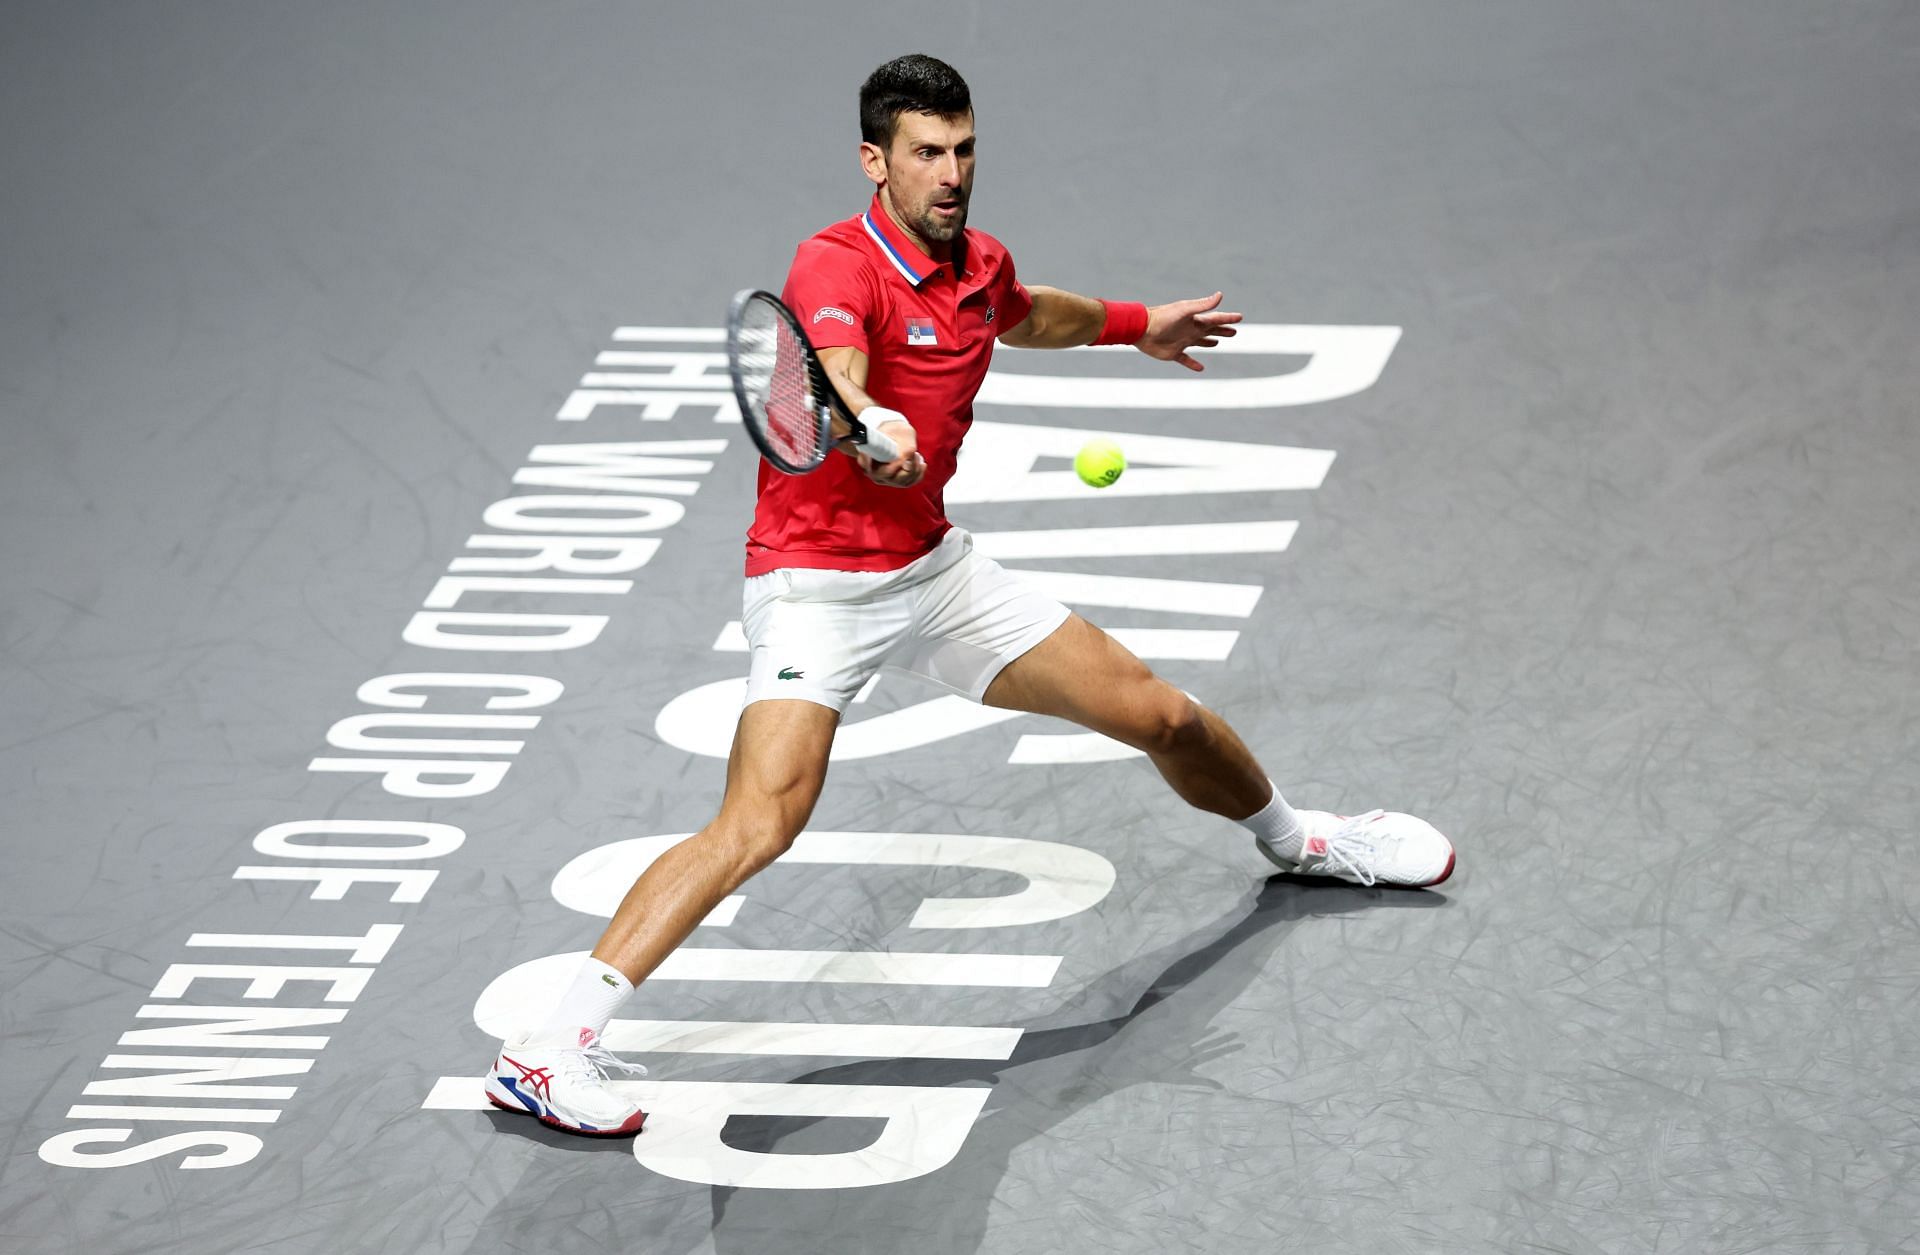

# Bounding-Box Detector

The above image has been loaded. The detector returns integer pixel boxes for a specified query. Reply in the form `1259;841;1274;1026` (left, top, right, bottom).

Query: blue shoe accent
499;1076;545;1117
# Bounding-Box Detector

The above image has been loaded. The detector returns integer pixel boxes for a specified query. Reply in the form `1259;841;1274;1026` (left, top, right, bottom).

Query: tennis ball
1074;439;1126;488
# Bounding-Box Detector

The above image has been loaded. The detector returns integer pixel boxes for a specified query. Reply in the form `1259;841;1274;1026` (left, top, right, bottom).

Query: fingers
862;451;926;487
1171;299;1240;348
1139;293;1239;370
882;452;926;486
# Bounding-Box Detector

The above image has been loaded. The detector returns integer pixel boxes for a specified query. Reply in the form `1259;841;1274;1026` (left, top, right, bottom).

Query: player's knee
709;751;825;873
745;827;803;875
711;813;805;877
1139;690;1207;757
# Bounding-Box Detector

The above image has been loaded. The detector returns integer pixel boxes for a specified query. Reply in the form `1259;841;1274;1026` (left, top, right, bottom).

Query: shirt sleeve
782;239;873;355
994;249;1034;331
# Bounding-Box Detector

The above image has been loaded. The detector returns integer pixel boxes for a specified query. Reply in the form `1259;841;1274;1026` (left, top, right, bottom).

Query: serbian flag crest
904;316;938;346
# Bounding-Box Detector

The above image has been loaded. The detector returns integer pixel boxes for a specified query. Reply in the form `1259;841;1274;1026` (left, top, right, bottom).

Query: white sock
525;957;633;1047
1237;781;1305;861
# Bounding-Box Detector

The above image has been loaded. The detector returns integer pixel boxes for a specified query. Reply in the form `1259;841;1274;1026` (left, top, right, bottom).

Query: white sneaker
1257;809;1455;887
484;1028;648;1137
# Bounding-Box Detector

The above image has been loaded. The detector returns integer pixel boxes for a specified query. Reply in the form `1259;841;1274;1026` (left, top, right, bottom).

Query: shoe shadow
698;874;1451;1254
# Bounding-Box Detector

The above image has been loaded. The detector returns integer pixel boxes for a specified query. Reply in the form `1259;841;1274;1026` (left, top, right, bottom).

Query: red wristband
1093;300;1150;346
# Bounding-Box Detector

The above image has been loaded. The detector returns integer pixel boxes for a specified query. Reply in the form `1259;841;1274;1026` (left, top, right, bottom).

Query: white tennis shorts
741;527;1072;713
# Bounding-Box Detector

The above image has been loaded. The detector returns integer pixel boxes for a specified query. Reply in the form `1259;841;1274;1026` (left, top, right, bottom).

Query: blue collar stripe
862;212;927;285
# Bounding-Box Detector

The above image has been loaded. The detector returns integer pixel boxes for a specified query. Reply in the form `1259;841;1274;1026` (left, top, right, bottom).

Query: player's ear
858;141;887;187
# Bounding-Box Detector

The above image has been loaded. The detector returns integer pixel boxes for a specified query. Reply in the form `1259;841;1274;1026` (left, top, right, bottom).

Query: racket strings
735;302;826;469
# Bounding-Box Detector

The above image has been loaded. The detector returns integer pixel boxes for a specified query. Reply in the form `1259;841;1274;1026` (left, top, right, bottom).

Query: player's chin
921;209;966;240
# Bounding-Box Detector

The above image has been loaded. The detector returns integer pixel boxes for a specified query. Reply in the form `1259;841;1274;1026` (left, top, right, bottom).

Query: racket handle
851;406;906;463
855;427;901;462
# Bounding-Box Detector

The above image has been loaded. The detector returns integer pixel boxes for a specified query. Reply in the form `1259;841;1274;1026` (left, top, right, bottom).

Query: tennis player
485;54;1455;1137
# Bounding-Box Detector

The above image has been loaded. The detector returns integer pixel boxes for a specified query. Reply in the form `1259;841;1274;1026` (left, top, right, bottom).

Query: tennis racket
725;288;903;475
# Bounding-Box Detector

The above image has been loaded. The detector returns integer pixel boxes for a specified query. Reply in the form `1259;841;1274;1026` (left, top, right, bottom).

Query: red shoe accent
1426;847;1457;887
499;1054;554;1101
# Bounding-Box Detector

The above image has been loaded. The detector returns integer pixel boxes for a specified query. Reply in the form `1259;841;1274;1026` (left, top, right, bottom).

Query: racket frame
725;288;900;475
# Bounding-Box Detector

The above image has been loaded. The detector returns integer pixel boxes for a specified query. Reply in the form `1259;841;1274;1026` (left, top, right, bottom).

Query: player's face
875;111;976;247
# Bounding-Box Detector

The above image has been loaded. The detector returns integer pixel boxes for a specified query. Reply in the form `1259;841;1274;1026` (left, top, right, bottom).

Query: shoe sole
485;1087;647;1138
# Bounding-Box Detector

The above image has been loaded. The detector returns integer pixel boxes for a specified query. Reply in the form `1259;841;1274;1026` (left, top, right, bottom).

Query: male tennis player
484;54;1455;1137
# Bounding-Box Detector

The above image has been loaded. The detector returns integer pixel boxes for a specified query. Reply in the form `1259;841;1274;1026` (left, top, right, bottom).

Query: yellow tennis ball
1074;439;1126;488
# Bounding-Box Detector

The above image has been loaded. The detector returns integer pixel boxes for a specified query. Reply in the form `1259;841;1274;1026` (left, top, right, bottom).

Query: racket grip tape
854;407;907;463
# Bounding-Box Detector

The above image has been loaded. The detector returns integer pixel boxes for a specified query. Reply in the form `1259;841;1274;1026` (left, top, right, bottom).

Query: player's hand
1138;291;1242;372
853;418;925;488
859;450;926;487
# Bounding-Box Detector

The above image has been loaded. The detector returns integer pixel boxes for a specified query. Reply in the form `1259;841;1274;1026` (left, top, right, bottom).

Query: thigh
980;612;1187;743
716;696;840;839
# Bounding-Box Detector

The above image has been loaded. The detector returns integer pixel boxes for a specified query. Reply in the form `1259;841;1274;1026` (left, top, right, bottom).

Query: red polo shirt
744;194;1033;575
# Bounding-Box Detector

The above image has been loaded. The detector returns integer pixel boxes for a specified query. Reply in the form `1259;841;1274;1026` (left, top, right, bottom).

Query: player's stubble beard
913;189;967;244
892;173;968;245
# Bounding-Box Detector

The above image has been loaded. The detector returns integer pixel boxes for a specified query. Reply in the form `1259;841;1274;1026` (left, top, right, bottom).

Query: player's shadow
700;873;1450;1255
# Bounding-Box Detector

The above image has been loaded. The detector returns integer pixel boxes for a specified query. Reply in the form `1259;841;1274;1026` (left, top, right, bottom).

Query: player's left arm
996;285;1242;373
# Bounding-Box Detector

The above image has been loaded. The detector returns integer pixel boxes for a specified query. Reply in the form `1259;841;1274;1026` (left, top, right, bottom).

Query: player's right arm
785;238;922;487
816;345;924;487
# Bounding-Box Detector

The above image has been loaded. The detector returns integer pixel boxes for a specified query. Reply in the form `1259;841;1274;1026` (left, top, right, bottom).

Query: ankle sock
525;956;633;1046
1237;782;1305;861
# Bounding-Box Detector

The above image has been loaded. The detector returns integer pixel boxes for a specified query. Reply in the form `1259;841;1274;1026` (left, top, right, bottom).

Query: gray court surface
5;2;1918;1252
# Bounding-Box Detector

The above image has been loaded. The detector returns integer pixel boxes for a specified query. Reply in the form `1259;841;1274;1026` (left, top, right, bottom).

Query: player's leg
981;612;1453;888
894;532;1268;817
592;697;838;982
484;559;902;1137
484;698;838;1136
524;563;897;1034
904;527;1455;886
981;612;1268;817
896;534;1267;817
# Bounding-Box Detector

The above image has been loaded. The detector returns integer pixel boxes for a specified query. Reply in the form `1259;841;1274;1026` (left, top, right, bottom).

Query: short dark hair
860;54;971;148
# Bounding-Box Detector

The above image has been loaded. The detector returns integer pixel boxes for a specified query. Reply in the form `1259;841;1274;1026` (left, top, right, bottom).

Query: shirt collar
861;193;966;287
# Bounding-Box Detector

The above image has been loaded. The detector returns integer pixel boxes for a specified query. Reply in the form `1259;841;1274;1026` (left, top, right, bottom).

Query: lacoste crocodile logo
778;667;805;680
